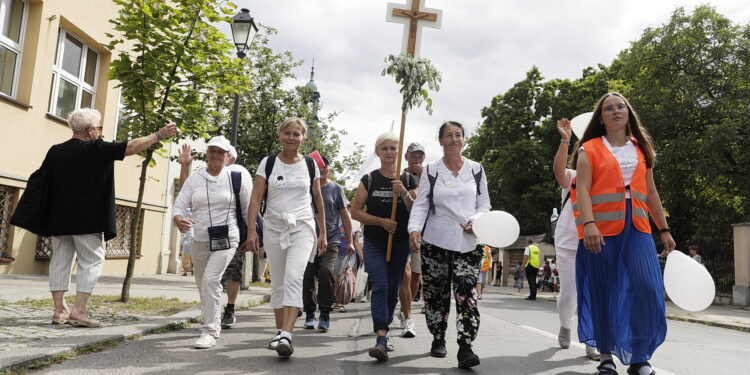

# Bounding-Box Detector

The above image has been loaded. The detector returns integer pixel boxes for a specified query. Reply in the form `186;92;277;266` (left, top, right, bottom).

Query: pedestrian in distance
245;117;327;358
522;238;541;300
553;117;601;359
351;132;418;362
408;121;491;369
513;261;523;291
571;92;675;375
397;142;426;338
688;245;702;264
173;135;251;349
302;155;354;331
32;108;177;328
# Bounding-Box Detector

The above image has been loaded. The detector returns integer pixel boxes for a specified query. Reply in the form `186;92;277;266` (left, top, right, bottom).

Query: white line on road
518;324;676;375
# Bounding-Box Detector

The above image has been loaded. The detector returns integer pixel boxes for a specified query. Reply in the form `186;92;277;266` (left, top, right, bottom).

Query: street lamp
229;8;259;146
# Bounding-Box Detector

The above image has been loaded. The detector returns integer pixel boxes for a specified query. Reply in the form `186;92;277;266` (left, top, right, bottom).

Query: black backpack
230;171;263;247
260;153;317;215
420;163;484;234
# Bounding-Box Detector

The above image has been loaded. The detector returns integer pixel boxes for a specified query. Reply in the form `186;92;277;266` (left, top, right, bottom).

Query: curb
0;292;270;373
488;288;750;334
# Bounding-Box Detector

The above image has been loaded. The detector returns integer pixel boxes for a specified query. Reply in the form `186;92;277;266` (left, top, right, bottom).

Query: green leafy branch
382;53;442;115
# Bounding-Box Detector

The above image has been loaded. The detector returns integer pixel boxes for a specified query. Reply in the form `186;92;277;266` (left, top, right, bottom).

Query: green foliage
107;0;248;145
469;5;750;269
382;54;442;114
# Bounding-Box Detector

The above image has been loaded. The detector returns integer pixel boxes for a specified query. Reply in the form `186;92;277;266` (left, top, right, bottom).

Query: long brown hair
570;92;655;169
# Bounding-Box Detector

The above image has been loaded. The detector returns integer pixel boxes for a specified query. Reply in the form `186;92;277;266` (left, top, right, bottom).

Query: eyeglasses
89;126;103;131
602;104;627;113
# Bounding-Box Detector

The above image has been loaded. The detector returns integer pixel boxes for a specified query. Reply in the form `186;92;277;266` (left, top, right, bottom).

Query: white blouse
408;157;491;253
173;168;251;246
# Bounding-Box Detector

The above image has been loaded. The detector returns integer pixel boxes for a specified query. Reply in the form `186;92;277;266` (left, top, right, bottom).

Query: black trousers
525;265;538;299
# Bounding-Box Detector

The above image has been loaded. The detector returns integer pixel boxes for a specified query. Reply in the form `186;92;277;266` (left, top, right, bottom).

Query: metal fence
0;184;17;259
700;240;735;293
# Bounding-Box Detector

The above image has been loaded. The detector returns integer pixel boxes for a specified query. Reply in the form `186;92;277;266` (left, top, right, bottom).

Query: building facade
0;0;180;276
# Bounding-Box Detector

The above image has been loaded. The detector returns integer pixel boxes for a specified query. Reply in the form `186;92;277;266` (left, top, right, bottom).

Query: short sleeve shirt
45;138;127;240
361;170;417;242
257;155;320;216
321;181;347;243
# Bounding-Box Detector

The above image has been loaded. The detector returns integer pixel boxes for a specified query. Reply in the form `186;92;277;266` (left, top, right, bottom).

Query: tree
106;0;248;302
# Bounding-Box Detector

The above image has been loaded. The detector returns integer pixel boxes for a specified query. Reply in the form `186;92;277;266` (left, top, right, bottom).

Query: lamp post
229;8;259;147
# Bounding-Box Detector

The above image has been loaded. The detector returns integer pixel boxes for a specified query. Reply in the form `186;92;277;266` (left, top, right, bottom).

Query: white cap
206;135;231;151
228;145;237;159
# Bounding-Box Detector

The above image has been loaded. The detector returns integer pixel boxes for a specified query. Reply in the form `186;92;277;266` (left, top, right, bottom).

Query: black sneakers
457;343;480;369
430;339;447;358
221;306;236;328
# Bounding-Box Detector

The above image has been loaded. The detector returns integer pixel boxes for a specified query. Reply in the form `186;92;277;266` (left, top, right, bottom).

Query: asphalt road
37;292;750;374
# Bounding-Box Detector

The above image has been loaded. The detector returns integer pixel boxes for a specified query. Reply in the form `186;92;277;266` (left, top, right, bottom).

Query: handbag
205;178;231;251
10;167;51;236
335;253;357;305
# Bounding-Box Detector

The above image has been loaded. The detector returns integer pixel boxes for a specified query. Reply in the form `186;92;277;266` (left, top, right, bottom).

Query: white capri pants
265;224;316;309
556;246;578;329
191;241;236;337
49;233;105;294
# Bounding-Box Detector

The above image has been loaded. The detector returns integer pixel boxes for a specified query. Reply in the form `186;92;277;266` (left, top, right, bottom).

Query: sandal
67;315;101;328
267;335;281;350
275;336;294;358
51;308;70;325
627;362;656;375
338;305;347;313
597;360;618;375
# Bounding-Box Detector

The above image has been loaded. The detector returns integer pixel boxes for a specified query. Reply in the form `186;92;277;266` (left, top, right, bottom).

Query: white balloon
570;112;593;140
663;250;716;312
472;211;520;248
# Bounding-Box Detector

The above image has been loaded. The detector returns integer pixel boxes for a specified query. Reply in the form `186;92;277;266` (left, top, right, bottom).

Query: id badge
207;225;231;251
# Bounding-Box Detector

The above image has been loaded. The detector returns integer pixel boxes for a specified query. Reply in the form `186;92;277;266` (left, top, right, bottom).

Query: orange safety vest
481;245;492;272
571;137;651;239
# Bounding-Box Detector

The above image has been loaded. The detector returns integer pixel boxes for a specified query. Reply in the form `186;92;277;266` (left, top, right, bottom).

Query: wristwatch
660;227;671;233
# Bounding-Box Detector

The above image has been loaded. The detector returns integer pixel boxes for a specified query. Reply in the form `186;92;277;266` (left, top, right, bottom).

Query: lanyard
205;172;234;227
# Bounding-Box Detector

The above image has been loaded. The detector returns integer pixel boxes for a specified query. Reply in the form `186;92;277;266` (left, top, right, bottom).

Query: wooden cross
386;0;442;58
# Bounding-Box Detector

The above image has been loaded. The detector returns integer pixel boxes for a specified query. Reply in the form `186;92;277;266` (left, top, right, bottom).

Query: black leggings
525;265;538;299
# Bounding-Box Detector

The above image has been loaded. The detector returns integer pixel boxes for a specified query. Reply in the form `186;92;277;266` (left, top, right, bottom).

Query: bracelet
660;227;671;233
560;139;570;144
583;220;595;227
154;131;164;141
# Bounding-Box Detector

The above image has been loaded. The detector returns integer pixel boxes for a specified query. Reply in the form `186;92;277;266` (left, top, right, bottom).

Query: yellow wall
0;0;170;275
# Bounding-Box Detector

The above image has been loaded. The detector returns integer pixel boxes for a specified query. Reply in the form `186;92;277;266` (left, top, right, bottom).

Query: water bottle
181;208;194;254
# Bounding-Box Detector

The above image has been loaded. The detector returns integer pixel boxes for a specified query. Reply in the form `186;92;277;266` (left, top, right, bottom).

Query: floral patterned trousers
420;243;483;346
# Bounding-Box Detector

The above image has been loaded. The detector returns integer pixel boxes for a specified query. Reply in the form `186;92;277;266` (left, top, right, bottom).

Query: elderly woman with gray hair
42;108;176;328
351;132;418;362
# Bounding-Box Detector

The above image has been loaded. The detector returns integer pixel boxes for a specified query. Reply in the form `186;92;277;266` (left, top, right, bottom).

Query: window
0;0;26;98
49;29;99;119
0;184;18;259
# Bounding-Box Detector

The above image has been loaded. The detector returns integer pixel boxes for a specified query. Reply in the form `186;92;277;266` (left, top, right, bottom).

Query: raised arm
554;119;572;188
125;123;178;156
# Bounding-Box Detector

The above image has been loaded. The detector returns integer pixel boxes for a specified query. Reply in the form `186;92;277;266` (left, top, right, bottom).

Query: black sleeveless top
361;170;417;242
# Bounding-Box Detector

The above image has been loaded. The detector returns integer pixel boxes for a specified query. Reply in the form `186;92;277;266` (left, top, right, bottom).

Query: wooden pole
386;111;408;262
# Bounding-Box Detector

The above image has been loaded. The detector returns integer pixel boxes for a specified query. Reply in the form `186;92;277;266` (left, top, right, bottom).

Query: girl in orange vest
571;93;676;375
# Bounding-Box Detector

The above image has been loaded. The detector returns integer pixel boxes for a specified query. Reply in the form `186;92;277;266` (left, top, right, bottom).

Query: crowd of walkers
31;91;675;374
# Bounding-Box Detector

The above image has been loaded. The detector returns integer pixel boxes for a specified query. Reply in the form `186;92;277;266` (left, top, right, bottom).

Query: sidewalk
0;273;271;372
485;284;750;333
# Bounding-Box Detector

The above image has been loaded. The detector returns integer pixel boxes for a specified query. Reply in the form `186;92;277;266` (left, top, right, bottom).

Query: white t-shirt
257;156;320;216
555;169;579;250
580;137;638;198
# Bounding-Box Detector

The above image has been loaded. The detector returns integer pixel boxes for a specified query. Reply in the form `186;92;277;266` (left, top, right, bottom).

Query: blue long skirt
576;200;667;365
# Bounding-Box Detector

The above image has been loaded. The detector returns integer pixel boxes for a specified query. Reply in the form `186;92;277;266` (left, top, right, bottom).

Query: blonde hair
278;117;307;137
374;132;399;155
68;108;101;133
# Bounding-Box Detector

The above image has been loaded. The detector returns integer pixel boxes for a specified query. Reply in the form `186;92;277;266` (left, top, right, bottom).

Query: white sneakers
558;327;571;349
402;318;416;338
194;333;216;349
585;345;601;361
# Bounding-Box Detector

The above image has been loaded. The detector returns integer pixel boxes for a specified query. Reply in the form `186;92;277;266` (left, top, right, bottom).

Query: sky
220;0;750;182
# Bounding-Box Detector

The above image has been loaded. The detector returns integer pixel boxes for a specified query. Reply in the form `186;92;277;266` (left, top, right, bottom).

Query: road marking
518;325;676;375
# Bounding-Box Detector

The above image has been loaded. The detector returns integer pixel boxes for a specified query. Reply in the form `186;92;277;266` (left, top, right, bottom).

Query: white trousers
265;224;315;309
191;241;236;337
556;246;578;329
49;234;105;294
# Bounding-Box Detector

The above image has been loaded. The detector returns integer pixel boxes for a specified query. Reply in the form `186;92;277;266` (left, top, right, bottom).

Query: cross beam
386;0;442;57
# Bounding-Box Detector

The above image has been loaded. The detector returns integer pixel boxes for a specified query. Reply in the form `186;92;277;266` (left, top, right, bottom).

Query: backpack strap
304;155;318;213
426;164;438;215
231;171;248;243
364;172;373;194
260;153;277;215
473;165;484;196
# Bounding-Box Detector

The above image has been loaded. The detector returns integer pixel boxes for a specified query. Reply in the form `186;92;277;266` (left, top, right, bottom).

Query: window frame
48;28;100;118
0;0;28;99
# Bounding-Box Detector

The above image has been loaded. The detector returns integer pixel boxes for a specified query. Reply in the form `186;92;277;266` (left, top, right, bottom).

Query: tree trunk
120;149;153;302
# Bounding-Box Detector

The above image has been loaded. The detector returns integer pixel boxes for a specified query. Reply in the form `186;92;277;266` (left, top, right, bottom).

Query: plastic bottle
181;208;194;254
